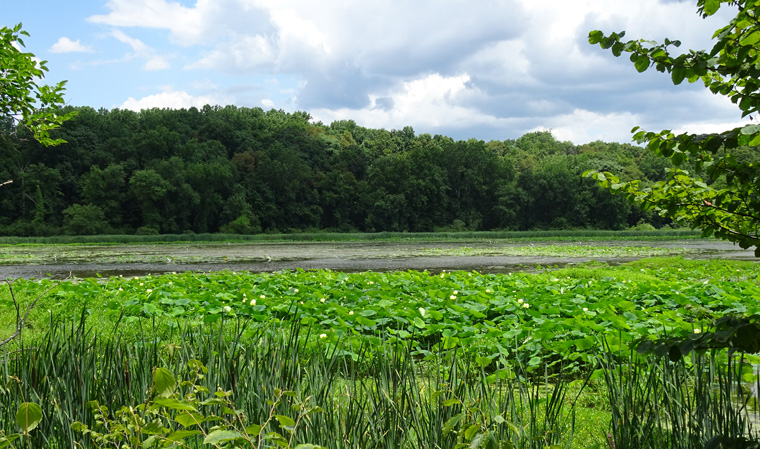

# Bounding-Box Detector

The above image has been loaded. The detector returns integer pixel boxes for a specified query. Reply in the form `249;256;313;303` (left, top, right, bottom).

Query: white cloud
89;0;207;45
186;34;275;71
311;73;512;133
143;55;170;71
75;0;747;142
120;89;232;111
109;30;170;71
110;29;149;53
50;37;93;53
529;109;642;144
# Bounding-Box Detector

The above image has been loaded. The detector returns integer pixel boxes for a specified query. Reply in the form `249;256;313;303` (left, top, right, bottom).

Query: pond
0;238;756;279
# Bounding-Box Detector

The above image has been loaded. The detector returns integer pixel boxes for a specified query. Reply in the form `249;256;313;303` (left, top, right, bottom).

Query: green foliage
0;23;75;146
0;259;751;370
600;345;760;449
220;215;261;235
1;103;668;236
62;203;109;235
72;360;325;449
586;0;760;254
0;403;42;449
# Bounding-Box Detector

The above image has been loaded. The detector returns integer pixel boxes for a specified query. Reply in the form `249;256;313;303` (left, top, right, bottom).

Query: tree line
0;105;673;236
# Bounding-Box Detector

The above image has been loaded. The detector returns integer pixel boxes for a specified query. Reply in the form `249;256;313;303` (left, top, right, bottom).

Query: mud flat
0;239;755;279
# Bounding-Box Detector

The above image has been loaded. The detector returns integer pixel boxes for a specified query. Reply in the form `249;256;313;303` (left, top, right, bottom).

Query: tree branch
0;279;59;349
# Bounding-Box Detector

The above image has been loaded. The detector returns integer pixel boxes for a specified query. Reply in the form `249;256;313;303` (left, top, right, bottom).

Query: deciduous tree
1;23;75;148
586;0;760;254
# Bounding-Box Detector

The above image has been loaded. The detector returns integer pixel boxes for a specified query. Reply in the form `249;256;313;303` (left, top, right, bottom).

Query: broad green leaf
740;30;760;46
246;423;263;436
153;368;176;397
203;429;245;445
413;317;426;328
175;411;204;427
166;429;201;442
0;434;21;449
153;397;197;411
464;424;480;439
671;66;686;85
703;0;719;15
140;421;166;435
634;55;650;73
443;413;464;434
15;403;42;433
275;414;296;427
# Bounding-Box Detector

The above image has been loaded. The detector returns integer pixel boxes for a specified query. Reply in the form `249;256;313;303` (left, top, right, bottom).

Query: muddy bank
0;239;755;279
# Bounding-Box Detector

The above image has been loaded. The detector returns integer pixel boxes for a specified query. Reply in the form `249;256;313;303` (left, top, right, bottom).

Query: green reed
0;314;584;448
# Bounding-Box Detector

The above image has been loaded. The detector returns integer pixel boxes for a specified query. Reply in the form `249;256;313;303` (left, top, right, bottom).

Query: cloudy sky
4;0;749;144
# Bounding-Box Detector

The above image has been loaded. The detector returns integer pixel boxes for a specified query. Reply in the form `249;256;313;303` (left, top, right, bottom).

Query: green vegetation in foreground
0;229;699;245
2;257;758;448
3;257;758;368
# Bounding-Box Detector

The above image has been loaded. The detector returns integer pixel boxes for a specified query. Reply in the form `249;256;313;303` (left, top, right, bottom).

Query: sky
3;0;750;144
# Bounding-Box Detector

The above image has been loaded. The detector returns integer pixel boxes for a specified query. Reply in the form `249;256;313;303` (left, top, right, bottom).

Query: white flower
419;307;426;316
694;328;701;334
518;299;524;304
168;281;172;285
450;295;457;300
522;303;530;308
134;277;139;280
118;288;123;292
250;299;256;306
583;307;588;312
294;289;299;293
349;311;354;315
260;295;266;299
146;289;152;293
453;290;458;295
223;306;231;313
139;283;144;286
319;333;327;339
320;298;326;303
485;289;491;293
368;281;374;285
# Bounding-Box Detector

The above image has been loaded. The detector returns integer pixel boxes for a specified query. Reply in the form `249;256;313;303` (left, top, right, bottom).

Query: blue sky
3;0;748;144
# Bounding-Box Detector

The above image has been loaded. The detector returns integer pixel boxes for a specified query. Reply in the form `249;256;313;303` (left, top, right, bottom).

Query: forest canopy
0;105;675;236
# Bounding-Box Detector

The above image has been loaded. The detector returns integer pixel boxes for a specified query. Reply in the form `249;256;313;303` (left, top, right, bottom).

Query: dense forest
0;105;674;236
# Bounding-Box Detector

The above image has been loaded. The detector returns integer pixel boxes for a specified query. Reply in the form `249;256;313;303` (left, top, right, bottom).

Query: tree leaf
275;414;296;427
15;402;42;433
443;413;464;435
153;397;197;411
165;429;201;442
203;429;245;445
153;367;176;397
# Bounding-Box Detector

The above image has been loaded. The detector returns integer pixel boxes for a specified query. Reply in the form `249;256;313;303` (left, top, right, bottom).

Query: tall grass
600;343;760;449
0;315;584;448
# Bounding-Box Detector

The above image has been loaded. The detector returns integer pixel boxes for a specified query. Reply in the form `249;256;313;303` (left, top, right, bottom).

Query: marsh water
0;239;756;279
